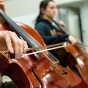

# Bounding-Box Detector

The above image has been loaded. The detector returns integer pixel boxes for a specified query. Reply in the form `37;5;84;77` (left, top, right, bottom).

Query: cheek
46;12;51;16
45;10;52;16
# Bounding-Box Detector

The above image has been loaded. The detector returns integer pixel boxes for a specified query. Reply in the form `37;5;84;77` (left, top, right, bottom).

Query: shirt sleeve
35;22;69;45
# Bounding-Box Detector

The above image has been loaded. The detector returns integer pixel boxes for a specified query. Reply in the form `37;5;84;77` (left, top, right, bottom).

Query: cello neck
53;20;69;35
0;9;40;48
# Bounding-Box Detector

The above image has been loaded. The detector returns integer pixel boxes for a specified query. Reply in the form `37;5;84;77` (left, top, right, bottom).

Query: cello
0;9;88;88
53;20;88;85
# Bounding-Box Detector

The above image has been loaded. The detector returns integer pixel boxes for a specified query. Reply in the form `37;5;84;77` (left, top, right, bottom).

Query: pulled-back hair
35;0;54;25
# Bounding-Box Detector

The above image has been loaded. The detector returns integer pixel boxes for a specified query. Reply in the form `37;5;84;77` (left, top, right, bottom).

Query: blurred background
3;0;88;49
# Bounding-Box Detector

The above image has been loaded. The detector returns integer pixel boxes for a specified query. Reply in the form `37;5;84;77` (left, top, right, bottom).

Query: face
42;1;56;19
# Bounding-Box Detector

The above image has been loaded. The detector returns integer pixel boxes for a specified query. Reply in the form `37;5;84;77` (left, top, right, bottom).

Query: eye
50;6;56;9
50;7;54;9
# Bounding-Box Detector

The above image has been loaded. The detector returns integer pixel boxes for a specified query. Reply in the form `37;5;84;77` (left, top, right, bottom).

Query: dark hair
35;0;54;25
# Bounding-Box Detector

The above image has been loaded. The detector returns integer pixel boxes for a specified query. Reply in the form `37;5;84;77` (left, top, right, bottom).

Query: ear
40;7;45;15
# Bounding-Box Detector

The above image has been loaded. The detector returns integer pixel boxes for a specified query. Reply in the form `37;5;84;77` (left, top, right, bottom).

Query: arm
41;34;69;45
35;22;76;45
35;22;69;45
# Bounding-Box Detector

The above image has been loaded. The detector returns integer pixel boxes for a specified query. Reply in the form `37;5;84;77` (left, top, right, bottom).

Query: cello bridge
43;61;59;76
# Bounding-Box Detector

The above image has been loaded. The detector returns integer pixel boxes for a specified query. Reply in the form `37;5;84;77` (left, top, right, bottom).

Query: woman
35;0;76;45
35;0;77;66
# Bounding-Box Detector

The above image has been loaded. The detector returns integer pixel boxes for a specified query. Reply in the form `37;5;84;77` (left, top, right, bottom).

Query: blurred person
35;0;76;45
35;0;77;65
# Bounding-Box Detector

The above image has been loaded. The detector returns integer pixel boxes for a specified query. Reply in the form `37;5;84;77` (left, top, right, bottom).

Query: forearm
41;34;69;45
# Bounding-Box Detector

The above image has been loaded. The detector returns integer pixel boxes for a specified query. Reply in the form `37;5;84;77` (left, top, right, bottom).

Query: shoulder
35;21;47;30
36;21;47;27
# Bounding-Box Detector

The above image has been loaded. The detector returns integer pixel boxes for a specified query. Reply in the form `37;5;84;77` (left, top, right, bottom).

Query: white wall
55;0;84;5
4;0;41;17
3;0;84;17
68;9;81;39
80;2;88;47
3;0;41;27
12;14;37;28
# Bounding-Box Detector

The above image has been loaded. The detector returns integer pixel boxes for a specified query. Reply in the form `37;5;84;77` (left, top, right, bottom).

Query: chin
50;16;54;18
51;17;54;19
52;15;55;18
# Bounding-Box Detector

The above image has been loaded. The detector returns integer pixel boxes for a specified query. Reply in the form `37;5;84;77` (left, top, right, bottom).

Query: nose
54;7;56;12
53;9;56;14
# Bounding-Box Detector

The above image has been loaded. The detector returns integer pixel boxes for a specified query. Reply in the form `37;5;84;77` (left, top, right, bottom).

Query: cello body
0;9;88;88
64;43;88;85
53;19;88;85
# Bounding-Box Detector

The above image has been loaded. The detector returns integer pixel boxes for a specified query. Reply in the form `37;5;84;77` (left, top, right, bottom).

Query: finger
71;38;76;45
3;32;14;53
18;39;24;58
23;40;28;53
9;32;21;58
59;20;65;27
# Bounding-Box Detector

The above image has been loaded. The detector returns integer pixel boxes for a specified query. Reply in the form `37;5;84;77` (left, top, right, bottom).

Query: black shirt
35;18;69;45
